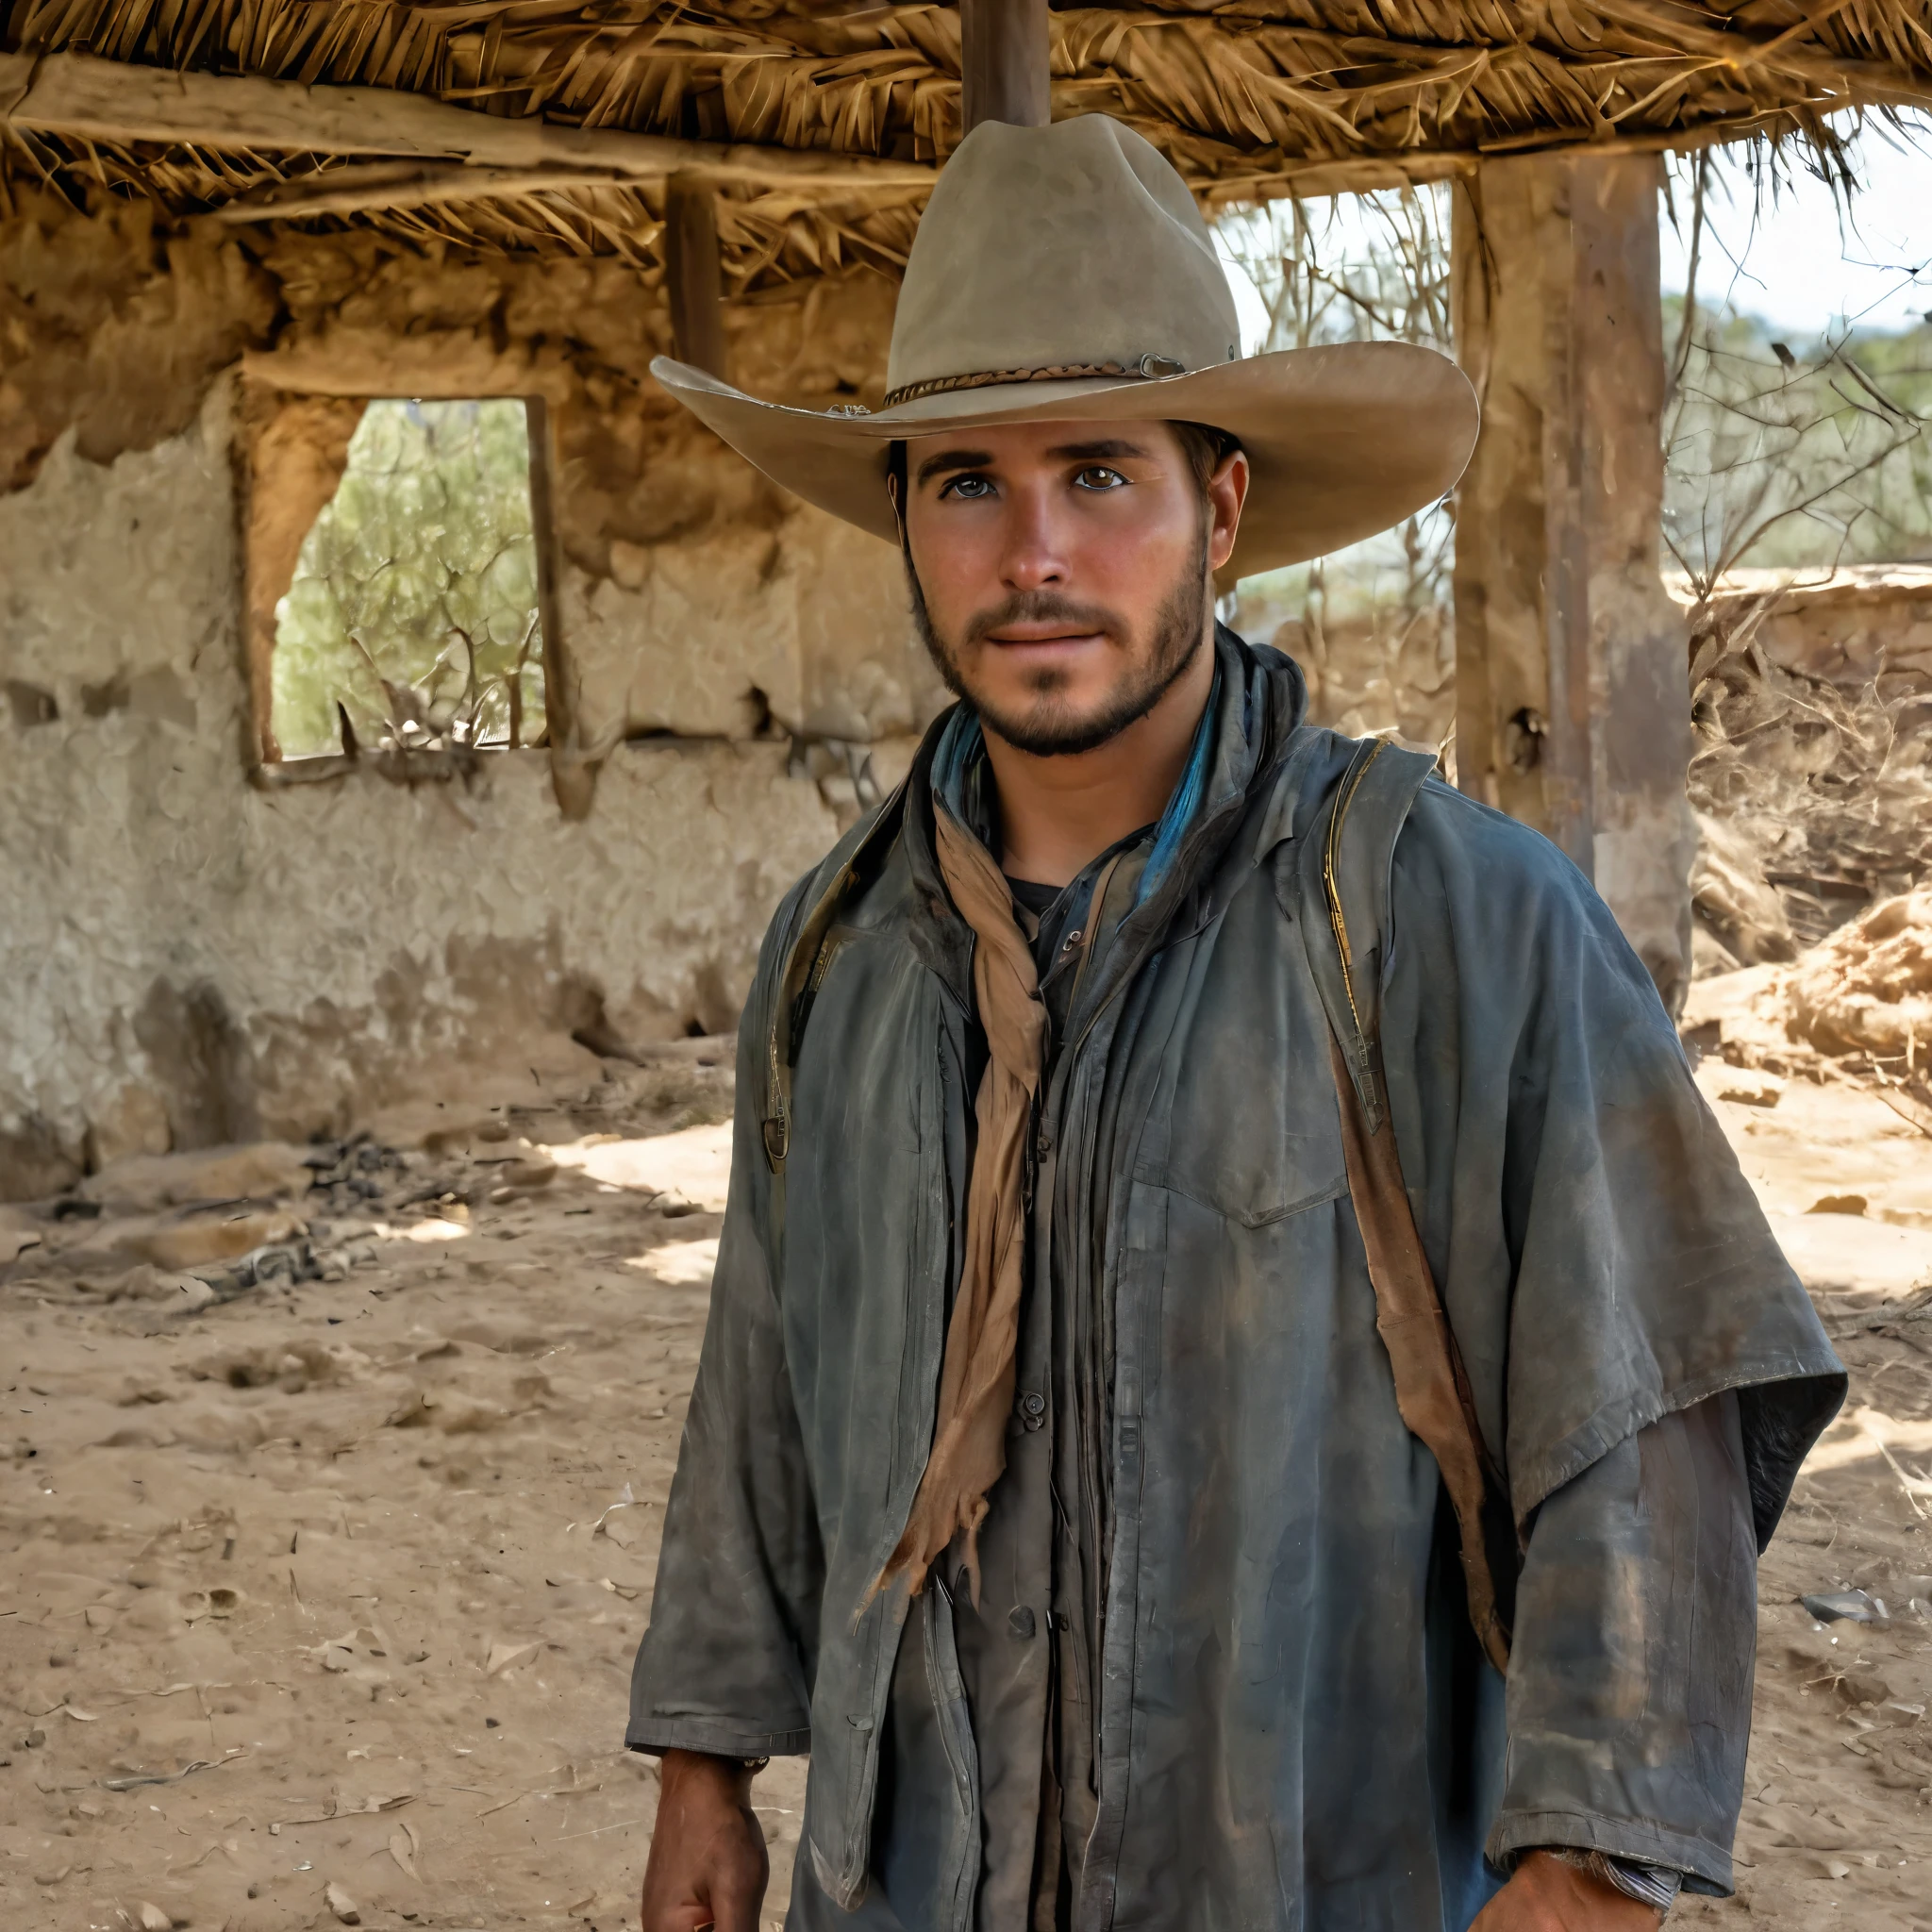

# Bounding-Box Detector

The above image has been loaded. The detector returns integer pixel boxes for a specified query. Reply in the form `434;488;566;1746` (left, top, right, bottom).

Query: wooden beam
959;0;1050;132
0;50;934;189
665;174;729;379
209;162;652;224
194;125;1840;227
1195;105;1929;208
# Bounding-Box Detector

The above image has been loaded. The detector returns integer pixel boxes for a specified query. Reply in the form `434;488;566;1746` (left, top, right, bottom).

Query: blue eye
1074;466;1126;491
941;475;994;499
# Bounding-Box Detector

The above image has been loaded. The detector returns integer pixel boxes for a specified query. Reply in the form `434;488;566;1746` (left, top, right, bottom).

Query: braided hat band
881;352;1188;412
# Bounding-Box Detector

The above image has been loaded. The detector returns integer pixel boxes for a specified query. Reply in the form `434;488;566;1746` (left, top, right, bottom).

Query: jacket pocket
1133;1163;1351;1230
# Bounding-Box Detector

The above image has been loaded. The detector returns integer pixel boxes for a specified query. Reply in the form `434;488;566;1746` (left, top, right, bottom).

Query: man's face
898;420;1248;757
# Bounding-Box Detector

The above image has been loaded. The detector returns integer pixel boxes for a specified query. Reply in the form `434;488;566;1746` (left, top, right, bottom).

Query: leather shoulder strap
1303;741;1515;1675
1297;737;1435;1131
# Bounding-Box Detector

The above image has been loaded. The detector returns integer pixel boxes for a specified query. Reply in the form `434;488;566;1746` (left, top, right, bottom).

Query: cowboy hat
651;114;1478;578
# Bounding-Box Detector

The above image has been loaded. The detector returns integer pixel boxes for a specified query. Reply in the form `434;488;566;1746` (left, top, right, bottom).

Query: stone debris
1802;1589;1889;1624
1716;1066;1786;1108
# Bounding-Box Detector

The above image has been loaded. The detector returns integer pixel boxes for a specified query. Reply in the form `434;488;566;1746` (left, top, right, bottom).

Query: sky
1658;110;1932;338
1212;228;1275;357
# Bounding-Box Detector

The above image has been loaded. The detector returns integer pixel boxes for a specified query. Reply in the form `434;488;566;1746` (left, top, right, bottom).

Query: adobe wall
0;189;938;1197
1678;568;1932;691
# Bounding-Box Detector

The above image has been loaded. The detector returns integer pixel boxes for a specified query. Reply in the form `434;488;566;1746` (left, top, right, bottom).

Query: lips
965;598;1122;651
982;626;1108;649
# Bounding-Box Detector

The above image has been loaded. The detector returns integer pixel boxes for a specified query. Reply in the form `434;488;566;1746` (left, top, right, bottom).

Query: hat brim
650;341;1478;579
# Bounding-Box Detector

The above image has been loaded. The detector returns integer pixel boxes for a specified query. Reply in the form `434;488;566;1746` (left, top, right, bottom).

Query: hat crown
885;116;1241;404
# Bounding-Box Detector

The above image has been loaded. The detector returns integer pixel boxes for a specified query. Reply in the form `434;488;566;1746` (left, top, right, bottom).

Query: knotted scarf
874;801;1044;1605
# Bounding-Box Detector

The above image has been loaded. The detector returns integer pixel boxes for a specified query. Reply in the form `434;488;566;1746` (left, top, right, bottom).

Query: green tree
273;398;546;758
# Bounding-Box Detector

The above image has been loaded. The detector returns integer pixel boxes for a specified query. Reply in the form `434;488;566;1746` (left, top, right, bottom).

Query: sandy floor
0;1037;1927;1931
1672;1055;1932;1931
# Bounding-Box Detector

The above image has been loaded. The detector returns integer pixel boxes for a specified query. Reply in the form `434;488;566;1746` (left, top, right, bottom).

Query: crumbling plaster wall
0;383;847;1195
0;188;936;1196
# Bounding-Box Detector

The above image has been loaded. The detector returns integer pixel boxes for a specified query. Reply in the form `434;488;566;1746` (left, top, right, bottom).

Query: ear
1205;447;1250;575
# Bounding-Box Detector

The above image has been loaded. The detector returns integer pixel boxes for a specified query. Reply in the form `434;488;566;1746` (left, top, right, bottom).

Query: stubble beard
907;522;1212;758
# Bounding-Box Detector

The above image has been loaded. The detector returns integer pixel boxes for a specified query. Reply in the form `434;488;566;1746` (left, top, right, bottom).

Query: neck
982;627;1217;890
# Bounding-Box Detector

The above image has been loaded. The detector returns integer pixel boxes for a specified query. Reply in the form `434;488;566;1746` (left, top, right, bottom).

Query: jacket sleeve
1488;1391;1757;1894
626;893;824;1758
1380;781;1844;1536
1377;786;1846;1888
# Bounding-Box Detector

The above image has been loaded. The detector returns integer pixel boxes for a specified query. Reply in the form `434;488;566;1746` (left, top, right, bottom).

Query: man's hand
1471;1851;1665;1930
640;1749;769;1932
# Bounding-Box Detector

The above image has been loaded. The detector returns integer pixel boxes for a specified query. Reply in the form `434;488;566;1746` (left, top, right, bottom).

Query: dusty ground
0;1041;807;1932
1671;1047;1932;1931
0;1032;1927;1931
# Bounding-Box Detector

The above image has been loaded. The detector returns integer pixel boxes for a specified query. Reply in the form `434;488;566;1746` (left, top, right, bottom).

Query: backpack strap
1299;739;1516;1675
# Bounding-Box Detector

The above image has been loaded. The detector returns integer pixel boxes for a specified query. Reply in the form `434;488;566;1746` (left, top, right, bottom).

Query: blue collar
929;663;1223;911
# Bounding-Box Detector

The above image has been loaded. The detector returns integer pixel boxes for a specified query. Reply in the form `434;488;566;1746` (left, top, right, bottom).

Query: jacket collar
896;625;1307;1008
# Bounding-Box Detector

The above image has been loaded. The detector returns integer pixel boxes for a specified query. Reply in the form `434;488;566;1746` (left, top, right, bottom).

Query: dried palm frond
7;0;1932;268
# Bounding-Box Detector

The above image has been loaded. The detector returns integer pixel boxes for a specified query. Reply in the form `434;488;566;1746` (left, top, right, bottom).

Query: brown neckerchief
873;802;1045;1605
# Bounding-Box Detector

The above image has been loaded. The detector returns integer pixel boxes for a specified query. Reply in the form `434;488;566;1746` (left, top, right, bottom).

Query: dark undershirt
1003;823;1157;985
1005;874;1062;923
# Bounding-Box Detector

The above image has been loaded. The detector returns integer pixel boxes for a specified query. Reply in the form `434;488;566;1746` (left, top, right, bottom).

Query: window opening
270;398;547;760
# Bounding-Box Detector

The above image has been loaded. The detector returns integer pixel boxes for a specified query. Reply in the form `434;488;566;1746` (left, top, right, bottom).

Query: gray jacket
629;635;1843;1931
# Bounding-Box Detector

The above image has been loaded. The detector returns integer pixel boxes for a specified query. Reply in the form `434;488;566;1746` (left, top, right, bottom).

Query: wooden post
1452;150;1694;1012
665;172;728;379
960;0;1050;131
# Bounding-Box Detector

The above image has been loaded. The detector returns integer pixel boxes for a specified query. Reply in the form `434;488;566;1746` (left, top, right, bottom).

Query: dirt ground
0;1041;807;1932
0;1033;1928;1932
1671;1049;1932;1931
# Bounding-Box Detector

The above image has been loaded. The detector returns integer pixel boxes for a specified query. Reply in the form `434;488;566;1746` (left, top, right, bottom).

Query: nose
998;480;1070;593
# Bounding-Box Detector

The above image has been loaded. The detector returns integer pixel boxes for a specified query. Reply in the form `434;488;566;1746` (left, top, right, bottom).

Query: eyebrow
913;437;1154;488
1045;438;1152;463
915;447;994;486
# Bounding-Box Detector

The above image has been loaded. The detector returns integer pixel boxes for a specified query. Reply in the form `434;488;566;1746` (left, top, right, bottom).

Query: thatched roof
6;1;1932;283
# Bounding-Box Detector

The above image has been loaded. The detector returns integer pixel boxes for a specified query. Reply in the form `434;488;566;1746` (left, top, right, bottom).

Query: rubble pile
1788;887;1932;1064
1683;628;1932;1141
1686;881;1932;1154
0;1037;736;1319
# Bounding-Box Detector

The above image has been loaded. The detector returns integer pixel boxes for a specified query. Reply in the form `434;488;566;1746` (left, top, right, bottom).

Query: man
628;115;1843;1931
